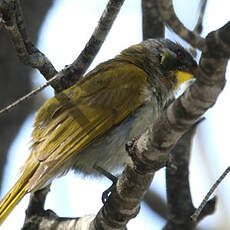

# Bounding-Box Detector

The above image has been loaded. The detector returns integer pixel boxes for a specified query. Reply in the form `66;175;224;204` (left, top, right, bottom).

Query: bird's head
141;39;198;91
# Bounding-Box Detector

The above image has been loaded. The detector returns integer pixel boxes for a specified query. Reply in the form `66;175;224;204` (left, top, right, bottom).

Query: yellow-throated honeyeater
0;39;197;224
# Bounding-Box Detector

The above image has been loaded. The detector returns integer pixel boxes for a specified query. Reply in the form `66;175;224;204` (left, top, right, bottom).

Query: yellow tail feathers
0;162;38;225
0;179;29;225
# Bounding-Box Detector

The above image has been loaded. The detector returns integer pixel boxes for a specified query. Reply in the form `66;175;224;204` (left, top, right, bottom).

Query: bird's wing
22;62;150;191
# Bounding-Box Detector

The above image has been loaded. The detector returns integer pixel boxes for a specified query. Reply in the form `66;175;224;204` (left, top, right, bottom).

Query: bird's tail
0;164;37;225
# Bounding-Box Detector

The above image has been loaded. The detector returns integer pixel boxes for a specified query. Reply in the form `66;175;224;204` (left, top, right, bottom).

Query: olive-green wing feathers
0;62;150;224
22;62;149;191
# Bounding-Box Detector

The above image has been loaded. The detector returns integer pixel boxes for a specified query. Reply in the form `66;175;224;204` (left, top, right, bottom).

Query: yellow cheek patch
175;70;194;88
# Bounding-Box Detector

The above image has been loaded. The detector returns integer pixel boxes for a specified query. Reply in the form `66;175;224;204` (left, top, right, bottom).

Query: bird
0;38;197;224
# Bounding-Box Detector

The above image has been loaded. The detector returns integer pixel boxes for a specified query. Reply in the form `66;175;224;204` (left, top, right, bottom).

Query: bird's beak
175;70;195;84
174;61;197;86
176;60;197;83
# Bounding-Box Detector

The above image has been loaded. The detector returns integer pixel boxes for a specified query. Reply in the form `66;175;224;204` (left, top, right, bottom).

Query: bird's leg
93;165;118;203
25;185;51;218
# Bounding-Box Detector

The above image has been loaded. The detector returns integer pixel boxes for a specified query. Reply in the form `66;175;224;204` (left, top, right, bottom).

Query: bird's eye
177;50;184;59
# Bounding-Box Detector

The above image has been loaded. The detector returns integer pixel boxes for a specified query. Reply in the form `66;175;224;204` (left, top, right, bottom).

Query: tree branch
0;0;59;89
0;0;126;117
158;0;206;50
22;186;91;230
59;0;126;90
194;0;207;35
143;190;167;219
0;0;125;93
91;165;153;230
0;0;54;195
164;123;197;230
92;21;229;227
189;0;208;57
163;119;216;230
141;0;165;40
1;0;228;227
123;22;228;229
20;21;229;229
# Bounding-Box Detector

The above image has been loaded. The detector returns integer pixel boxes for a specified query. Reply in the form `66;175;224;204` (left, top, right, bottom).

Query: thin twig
191;166;230;222
158;0;206;51
0;72;64;116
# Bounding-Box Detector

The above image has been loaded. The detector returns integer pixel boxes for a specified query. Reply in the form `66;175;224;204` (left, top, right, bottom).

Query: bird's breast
71;90;161;177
